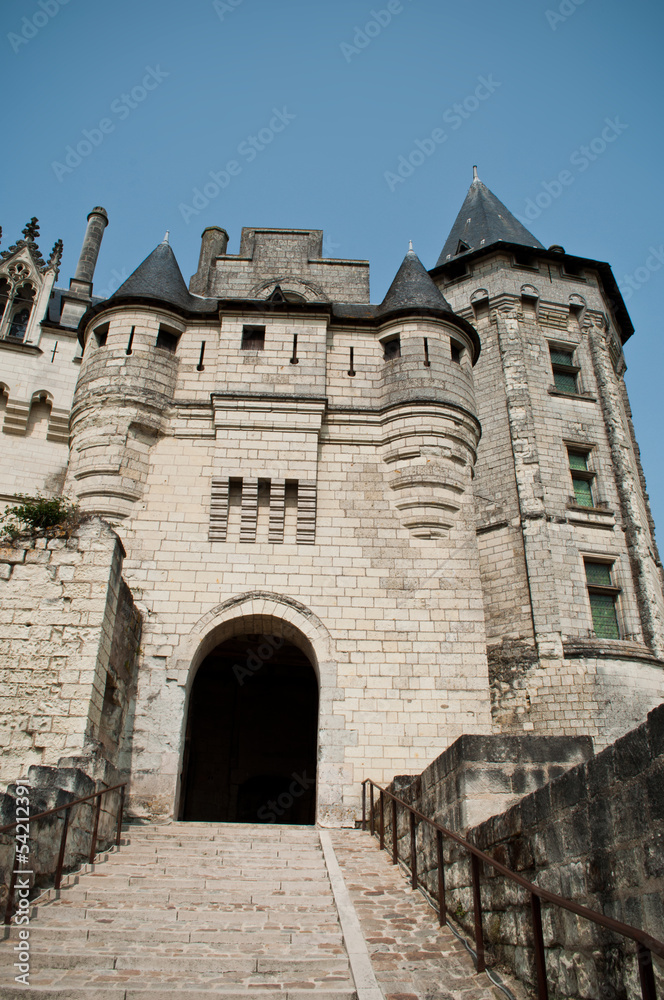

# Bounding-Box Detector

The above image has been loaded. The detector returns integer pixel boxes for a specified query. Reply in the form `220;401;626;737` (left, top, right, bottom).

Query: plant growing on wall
0;494;80;540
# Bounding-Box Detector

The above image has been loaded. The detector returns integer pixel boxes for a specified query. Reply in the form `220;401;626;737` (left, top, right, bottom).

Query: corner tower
430;169;664;748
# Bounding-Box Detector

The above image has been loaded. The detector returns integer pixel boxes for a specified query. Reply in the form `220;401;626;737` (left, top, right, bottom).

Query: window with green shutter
550;345;580;394
568;449;594;507
585;560;620;638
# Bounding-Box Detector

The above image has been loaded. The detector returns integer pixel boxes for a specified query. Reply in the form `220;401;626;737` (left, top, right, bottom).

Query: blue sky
2;0;663;535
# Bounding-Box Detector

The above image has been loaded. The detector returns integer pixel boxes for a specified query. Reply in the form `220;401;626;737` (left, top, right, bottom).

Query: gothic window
0;279;10;322
549;344;580;394
568;449;595;507
584;560;620;639
7;283;36;341
8;309;30;341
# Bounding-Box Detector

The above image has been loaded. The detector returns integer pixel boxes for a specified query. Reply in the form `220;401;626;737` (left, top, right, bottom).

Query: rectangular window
156;325;180;352
568;449;594;507
550;346;579;394
451;341;462;364
383;336;401;360
585;560;620;639
94;324;109;348
242;325;265;350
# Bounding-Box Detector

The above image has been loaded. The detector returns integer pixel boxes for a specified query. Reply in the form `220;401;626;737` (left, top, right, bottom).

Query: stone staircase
0;822;358;999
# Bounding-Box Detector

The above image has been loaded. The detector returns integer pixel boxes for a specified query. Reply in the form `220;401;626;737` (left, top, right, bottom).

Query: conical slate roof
377;248;454;319
111;239;211;312
436;169;544;265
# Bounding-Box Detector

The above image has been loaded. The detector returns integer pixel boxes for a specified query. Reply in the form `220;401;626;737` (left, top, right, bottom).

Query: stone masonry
0;172;663;829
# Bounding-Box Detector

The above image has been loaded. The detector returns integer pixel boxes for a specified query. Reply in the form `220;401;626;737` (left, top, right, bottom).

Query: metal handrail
1;781;127;925
362;778;663;1000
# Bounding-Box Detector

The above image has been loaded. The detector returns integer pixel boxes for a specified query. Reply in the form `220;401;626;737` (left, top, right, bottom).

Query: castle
1;171;663;827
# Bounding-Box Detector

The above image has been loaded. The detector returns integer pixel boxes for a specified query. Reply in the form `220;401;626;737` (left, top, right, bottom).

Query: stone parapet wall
387;732;592;833
0;762;124;917
377;703;664;999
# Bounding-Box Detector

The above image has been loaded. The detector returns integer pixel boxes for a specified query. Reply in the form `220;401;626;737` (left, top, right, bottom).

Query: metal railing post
637;944;657;1000
89;793;103;863
54;807;71;891
531;891;549;1000
436;829;446;926
409;810;417;890
369;783;375;837
3;849;19;925
470;852;485;973
115;785;126;846
391;797;398;865
379;791;385;851
361;782;366;832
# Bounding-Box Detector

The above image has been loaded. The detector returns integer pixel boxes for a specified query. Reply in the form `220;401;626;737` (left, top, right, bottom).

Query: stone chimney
190;226;229;295
71;206;109;293
59;206;109;329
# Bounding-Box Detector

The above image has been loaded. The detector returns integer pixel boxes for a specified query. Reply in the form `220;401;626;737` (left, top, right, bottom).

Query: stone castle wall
0;519;140;784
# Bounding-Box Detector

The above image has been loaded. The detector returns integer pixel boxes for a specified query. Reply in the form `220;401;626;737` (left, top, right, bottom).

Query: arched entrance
180;633;318;824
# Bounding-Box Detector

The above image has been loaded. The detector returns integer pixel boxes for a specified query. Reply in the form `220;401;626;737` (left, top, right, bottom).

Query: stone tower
430;169;664;747
0;178;663;827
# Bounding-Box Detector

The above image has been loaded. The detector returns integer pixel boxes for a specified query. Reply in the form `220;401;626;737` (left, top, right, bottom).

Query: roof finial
408;240;414;252
473;165;479;181
163;231;170;245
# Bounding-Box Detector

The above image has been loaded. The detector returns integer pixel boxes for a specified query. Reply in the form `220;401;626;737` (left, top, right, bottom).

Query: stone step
0;949;350;975
6;968;354;989
65;873;328;888
1;989;357;1000
0;924;344;959
53;889;334;906
0;825;364;1000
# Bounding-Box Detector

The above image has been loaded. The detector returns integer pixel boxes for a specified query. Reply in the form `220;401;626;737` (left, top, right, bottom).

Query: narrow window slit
423;338;431;367
126;327;134;355
348;346;356;377
197;341;206;371
51;342;58;363
290;334;299;365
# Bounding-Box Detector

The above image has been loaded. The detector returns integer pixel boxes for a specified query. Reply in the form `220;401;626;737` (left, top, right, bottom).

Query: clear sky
2;0;663;536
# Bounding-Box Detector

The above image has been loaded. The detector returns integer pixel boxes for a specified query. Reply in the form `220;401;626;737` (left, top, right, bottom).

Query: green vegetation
0;494;80;540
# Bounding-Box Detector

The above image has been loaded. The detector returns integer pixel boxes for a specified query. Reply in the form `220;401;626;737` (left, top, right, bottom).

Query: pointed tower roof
111;238;211;312
377;247;455;319
436;168;544;266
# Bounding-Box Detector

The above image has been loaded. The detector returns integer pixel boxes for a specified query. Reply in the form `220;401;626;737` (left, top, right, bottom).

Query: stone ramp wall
377;705;664;998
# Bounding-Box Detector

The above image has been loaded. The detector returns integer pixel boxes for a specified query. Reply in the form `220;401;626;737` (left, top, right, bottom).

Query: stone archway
179;630;319;824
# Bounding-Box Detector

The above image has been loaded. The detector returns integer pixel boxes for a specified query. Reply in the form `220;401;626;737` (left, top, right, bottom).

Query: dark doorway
180;634;318;824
